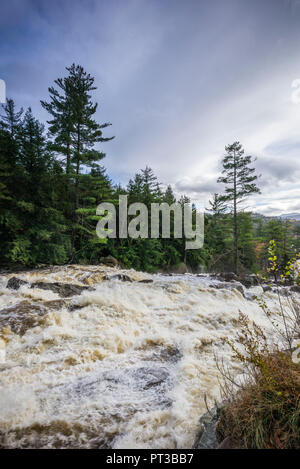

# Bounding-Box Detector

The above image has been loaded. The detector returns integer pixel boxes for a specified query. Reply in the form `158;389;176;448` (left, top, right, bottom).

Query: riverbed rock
210;281;245;297
290;285;300;294
6;277;29;290
138;279;154;284
31;281;93;297
103;273;133;282
99;256;119;267
193;407;221;449
133;367;169;390
43;299;68;310
68;302;86;312
157;345;182;363
219;272;239;282
262;284;273;293
0;301;47;335
239;274;260;288
144;344;182;363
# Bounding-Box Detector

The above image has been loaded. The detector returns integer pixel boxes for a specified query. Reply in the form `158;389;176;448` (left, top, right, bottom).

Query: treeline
0;64;299;273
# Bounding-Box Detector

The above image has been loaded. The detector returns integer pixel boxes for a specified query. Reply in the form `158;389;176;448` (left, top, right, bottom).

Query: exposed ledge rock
103;273;133;282
193;406;221;449
30;281;94;297
209;281;245;297
193;404;236;449
6;277;29;290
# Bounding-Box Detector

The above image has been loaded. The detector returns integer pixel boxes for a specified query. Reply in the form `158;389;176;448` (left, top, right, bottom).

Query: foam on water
0;265;293;448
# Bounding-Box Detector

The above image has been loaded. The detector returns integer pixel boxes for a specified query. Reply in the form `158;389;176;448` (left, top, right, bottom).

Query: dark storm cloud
1;0;300;213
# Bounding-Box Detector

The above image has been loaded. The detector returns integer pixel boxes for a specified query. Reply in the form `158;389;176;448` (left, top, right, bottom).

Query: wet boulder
99;255;119;267
138;279;153;284
290;285;300;294
133;367;169;390
156;345;182;363
31;281;93;297
43;299;68;310
219;272;239;282
6;277;29;290
193;407;220;449
0;301;47;335
239;274;260;288
103;273;133;282
210;281;244;297
68;302;86;312
262;284;273;293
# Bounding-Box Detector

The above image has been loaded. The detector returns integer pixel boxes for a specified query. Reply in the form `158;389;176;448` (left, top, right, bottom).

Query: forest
0;64;299;274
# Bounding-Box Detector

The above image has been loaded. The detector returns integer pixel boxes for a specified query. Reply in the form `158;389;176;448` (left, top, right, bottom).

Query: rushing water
0;265;292;448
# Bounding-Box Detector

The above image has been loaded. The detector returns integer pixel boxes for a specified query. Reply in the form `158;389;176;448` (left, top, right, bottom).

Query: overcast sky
1;0;300;215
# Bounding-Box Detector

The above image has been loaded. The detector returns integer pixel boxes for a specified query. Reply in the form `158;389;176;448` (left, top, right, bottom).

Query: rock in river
31;281;94;297
6;277;29;290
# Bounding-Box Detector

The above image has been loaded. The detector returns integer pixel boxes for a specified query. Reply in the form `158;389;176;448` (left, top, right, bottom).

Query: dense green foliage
0;65;299;272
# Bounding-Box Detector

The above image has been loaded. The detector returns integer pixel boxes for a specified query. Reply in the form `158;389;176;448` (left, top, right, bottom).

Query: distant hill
278;213;300;221
210;210;300;222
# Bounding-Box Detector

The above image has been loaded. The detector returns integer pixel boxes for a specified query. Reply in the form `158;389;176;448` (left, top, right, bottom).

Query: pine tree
65;64;114;209
163;185;176;205
217;141;260;273
238;212;257;271
205;193;231;271
11;108;70;265
128;166;163;207
0;101;26;263
206;193;227;216
42;64;114;255
74;164;115;263
41;77;73;175
0;99;23;139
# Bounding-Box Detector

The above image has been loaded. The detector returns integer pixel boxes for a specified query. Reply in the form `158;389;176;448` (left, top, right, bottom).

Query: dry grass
214;241;300;448
217;351;300;448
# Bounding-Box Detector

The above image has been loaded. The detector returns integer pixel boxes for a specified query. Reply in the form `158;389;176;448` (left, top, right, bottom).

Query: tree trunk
72;125;81;254
233;149;238;274
66;137;71;176
75;124;81;210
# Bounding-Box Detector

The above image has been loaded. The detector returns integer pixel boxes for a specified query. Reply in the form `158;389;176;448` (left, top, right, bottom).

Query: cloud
257;156;300;188
1;0;300;215
175;176;220;195
291;79;300;103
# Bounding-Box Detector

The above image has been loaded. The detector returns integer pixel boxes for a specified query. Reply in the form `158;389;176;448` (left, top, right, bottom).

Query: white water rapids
0;265;292;448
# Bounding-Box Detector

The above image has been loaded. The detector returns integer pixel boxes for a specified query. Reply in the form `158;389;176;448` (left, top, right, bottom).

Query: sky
1;0;300;215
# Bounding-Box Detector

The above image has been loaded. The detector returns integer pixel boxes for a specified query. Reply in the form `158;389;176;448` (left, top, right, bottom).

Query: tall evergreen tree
205;193;231;271
41;64;114;208
163;185;176;205
66;64;114;209
0;99;23;139
41;64;114;255
217;141;260;273
0;101;26;263
41;77;73;175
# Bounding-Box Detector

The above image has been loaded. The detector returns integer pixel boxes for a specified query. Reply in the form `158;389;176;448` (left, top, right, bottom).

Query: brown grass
216;330;300;448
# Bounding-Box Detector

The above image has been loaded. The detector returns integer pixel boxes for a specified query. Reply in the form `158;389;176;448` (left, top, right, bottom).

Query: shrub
216;348;300;448
215;241;300;448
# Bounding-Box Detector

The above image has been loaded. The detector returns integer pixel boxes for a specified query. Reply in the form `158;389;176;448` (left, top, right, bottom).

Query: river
0;265;291;448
